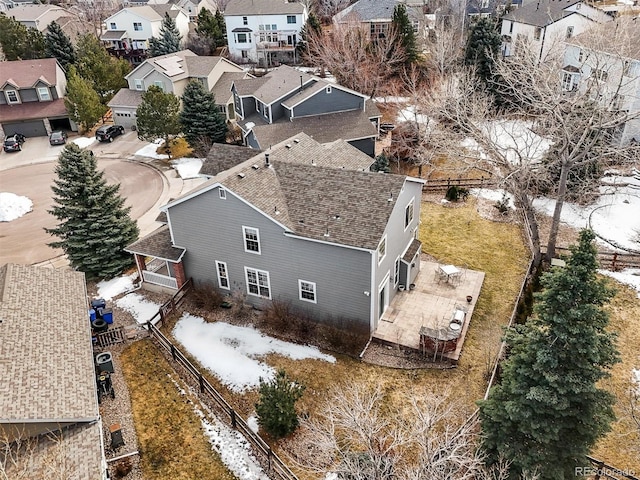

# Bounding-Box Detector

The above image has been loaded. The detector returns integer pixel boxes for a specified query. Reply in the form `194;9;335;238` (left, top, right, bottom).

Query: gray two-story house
0;58;76;138
126;134;424;334
232;65;381;157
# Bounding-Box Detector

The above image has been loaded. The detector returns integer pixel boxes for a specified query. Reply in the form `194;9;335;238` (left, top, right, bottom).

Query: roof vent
286;143;292;149
252;164;259;170
388;191;394;202
324;227;330;237
333;214;341;220
274;206;280;215
238;173;246;179
299;219;305;224
294;138;300;143
311;159;316;166
265;153;270;166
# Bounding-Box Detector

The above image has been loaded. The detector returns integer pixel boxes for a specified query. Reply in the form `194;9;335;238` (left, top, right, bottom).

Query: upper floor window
534;27;542;41
37;87;50;101
578;49;584;63
153;80;164;91
325;86;331;94
236;32;249;43
133;22;143;31
565;26;574;39
594;69;608;83
287;15;296;24
370;22;388;39
219;188;226;199
242;16;248;25
5;90;19;104
561;71;577;92
243;226;261;254
480;0;489;8
404;199;414;229
110;22;117;29
378;236;387;264
134;79;143;90
299;280;316;303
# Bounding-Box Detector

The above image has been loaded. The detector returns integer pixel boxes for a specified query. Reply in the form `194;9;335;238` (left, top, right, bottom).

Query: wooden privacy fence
545;246;640;270
584;456;639;480
146;278;193;328
145;321;299;480
422;176;497;192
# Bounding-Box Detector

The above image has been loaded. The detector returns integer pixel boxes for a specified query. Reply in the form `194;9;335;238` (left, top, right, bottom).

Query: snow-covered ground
0;192;32;221
135;139;169;159
172;157;204;179
173;313;335;392
72;137;97;149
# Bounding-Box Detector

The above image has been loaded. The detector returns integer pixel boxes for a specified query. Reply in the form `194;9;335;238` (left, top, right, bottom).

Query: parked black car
95;125;125;143
3;133;26;152
49;130;67;145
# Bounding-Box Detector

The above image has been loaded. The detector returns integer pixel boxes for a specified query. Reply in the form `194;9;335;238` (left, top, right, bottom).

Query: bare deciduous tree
423;19;465;80
315;0;352;23
304;20;407;98
1;431;71;480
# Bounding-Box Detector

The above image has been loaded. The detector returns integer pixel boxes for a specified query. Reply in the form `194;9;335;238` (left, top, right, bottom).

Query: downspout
538;25;547;64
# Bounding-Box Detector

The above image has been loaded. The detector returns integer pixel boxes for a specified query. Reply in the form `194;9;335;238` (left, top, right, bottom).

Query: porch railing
142;270;178;289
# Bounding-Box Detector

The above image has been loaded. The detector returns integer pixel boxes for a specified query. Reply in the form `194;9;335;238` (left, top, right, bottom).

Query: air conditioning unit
96;352;114;374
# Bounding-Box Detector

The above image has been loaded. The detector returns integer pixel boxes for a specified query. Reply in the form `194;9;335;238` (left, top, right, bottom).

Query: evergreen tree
298;12;322;57
136;85;182;157
392;4;418;64
46;144;139;280
45;20;76;70
464;17;501;87
371;153;391;173
64;66;106;132
0;15;46;60
478;229;619;479
195;8;226;51
255;370;305;439
76;34;130;107
214;9;226;47
149;13;182;57
180;80;227;153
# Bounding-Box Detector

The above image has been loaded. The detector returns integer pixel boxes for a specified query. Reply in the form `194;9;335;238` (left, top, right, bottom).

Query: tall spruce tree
180;80;227;153
392;4;418;64
149;13;182;57
298;12;322;57
45;21;76;70
46;144;139;280
464;17;501;88
136;85;182;157
255;370;305;439
0;15;46;60
478;229;619;479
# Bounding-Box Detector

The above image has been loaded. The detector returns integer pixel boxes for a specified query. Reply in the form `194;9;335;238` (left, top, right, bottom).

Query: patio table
439;264;461;284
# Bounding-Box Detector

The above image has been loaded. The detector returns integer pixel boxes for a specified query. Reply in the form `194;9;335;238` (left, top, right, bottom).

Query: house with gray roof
108;49;248;129
0;264;106;479
500;0;611;62
231;65;381;156
126;133;424;333
224;0;307;66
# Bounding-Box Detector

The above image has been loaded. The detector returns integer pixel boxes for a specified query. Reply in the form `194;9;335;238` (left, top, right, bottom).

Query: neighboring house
224;0;308;66
466;0;523;19
147;0;218;21
561;18;640;145
500;0;612;62
101;5;190;64
333;0;428;45
0;58;77;138
126;133;424;334
232;65;381;156
0;264;106;479
8;4;68;31
108;49;248;128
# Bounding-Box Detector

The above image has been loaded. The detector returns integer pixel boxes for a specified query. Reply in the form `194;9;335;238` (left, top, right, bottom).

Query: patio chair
434;266;447;283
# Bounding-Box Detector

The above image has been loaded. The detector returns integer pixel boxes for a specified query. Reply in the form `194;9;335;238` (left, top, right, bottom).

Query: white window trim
245;266;271;299
326;86;332;94
298;279;317;304
242;226;261;254
378;235;387;265
153;80;164;91
37;86;51;101
216;261;230;290
404;198;415;230
219;188;226;199
134;79;143;90
6;89;20;104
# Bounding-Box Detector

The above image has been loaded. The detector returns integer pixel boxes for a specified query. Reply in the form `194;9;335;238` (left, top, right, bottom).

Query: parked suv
3;133;26;152
95;125;125;143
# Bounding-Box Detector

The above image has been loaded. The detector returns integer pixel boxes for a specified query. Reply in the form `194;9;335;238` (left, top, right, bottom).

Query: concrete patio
372;260;485;363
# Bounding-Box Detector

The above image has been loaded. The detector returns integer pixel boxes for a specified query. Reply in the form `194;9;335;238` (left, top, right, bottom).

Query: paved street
0;132;167;266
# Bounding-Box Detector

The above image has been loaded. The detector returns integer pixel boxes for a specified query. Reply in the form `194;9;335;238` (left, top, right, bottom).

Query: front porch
372;260;485;363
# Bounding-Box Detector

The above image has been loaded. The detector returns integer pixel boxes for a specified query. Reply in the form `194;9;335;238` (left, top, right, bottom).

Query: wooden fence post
268;446;272;471
612;252;618;271
170;344;177;361
230;409;237;429
146;321;152;336
198;374;204;393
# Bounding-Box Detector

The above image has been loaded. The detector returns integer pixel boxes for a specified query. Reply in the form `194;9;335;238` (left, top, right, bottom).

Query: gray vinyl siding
246;131;260;149
241;96;255;117
348;137;376;157
292;88;364;118
168;187;373;331
372;180;422;329
269;100;285;122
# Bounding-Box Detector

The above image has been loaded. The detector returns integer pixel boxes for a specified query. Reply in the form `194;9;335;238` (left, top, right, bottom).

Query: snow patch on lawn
135;139;169;159
0;192;33;221
173;313;335;392
115;293;161;324
72;137;97;148
598;269;640;299
172;157;203;179
247;415;259;434
470;188;516;209
96;274;137;300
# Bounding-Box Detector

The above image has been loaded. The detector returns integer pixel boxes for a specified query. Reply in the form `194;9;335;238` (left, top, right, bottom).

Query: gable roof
108;88;144;108
334;0;400;23
233;65;316;104
211;70;249;102
225;0;305;16
568;17;640;60
0;58;60;89
112;5;166;21
8;3;66;21
167;134;416;249
126;225;186;261
502;0;605;27
201;142;263;176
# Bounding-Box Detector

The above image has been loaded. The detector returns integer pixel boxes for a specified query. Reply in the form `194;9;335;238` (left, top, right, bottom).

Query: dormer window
37;87;51;101
5;90;19;104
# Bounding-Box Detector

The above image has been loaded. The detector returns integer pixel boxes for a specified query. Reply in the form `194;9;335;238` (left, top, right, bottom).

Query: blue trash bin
89;309;96;321
101;308;114;324
91;298;106;310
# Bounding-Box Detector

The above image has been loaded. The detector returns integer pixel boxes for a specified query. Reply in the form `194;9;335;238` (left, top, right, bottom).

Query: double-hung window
243;226;261;254
287;15;296;24
245;267;270;298
299;280;316;303
404;199;414;229
133;22;143;31
378;236;387;264
6;90;19;104
216;261;230;289
37;87;50;101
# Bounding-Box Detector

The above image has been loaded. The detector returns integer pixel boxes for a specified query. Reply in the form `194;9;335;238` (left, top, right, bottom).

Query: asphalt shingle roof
225;0;305;16
233;65;315;104
569;17;640;60
108;88;144;108
211;71;249;103
0;58;59;88
201;142;263;176
125;225;186;261
334;0;400;22
502;0;581;27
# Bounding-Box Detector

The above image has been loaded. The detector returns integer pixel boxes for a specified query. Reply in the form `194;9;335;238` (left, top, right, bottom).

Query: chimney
265;153;270;167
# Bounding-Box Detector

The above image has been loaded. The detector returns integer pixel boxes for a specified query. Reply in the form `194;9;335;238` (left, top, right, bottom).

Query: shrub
255;369;305;439
113;458;133;478
445;186;469;202
494;192;510;215
190;281;225;311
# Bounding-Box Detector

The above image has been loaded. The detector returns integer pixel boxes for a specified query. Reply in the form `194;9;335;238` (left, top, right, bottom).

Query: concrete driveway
0;132;166;266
